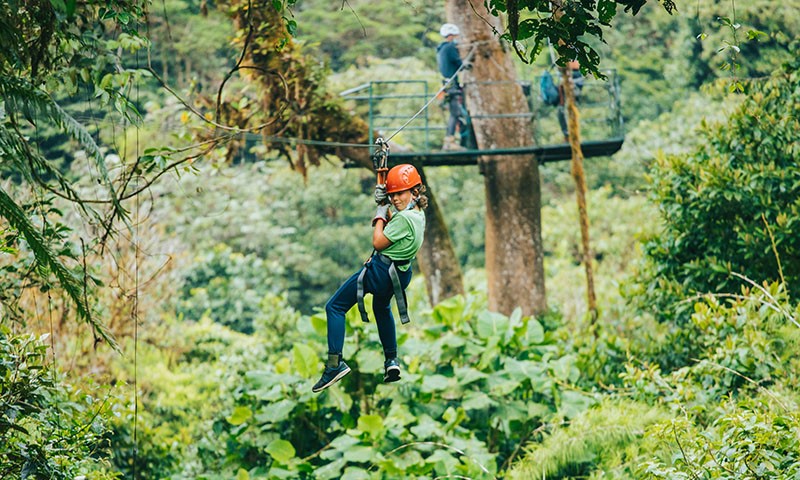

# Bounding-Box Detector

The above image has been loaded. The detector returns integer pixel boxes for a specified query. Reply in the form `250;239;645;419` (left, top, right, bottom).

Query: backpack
540;70;560;106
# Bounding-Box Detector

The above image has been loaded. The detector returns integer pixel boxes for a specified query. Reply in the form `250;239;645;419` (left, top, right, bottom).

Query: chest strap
357;253;411;325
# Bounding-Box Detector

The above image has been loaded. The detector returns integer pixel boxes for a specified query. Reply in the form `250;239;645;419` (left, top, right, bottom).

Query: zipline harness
356;138;412;325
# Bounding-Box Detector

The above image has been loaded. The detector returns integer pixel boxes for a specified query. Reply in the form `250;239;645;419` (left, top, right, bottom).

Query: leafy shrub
507;400;670;479
633;64;800;336
177;243;283;333
176;291;594;479
105;318;266;479
0;330;118;479
642;395;800;479
619;289;800;478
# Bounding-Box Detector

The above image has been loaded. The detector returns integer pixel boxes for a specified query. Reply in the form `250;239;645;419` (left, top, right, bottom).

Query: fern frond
507;400;671;479
0;123;84;202
0;184;117;349
0;74;128;225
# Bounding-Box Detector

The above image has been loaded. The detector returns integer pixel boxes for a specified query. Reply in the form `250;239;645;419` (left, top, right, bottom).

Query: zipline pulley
372;137;390;195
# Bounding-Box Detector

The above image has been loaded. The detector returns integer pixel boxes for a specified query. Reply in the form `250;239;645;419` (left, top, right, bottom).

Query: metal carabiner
372;137;390;186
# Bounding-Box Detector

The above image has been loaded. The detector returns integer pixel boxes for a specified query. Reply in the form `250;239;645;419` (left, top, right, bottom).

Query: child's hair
411;184;429;210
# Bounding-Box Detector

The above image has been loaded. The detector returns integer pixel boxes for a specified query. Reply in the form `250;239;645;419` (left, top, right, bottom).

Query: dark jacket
436;41;462;80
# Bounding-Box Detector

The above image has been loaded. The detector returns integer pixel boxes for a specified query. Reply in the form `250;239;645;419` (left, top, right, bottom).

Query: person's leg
446;93;459;137
324;270;361;355
369;265;412;383
557;105;568;142
372;294;397;360
313;269;360;393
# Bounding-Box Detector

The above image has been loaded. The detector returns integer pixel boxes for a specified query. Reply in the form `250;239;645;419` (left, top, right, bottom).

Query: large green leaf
343;445;374;463
227;406;252;426
255;399;295;424
476;311;510;340
265;438;296;464
292;343;318;378
356;414;384;438
314;457;346;480
420;374;451;393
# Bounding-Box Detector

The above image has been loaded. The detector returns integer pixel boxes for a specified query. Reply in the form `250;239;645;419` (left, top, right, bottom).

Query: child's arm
372;204;393;251
372;218;392;251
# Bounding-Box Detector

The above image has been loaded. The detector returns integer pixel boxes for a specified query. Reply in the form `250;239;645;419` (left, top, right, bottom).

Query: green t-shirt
381;208;426;271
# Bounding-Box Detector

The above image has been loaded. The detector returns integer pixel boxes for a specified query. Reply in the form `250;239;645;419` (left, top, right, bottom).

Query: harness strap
357;266;370;323
388;262;411;324
356;254;411;325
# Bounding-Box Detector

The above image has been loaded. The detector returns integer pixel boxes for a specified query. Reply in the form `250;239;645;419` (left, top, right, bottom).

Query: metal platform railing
340;70;624;157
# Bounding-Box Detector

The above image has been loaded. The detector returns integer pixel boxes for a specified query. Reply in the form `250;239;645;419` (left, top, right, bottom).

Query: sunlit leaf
292;343;318;378
227;406;252;426
357;414;384;438
265;439;296;464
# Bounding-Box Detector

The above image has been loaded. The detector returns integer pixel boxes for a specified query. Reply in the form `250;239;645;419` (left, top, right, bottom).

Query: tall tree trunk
447;1;546;316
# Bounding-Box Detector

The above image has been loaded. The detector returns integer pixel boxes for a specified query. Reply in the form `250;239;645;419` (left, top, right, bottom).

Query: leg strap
388;263;410;325
356;267;370;323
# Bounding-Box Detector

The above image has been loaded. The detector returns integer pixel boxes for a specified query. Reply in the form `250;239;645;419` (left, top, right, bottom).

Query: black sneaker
384;358;401;383
312;360;351;393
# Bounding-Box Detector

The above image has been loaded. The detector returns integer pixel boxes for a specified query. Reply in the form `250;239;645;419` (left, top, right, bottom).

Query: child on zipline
312;164;427;393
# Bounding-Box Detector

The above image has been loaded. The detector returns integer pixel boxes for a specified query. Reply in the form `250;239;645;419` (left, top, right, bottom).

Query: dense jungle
1;0;800;478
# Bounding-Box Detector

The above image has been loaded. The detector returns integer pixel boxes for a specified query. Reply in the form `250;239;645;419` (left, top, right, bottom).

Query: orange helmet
385;164;422;194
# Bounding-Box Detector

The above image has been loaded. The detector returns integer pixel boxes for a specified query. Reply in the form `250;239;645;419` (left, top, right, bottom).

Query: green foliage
0;192;112;344
623;284;795;406
0;0;149;339
0;330;118;479
643;396;800;479
294;0;442;72
105;318;265;478
486;0;677;78
176;291;593;478
618;289;800;478
507;400;670;479
633;64;800;336
158;162;371;314
177;244;283;333
691;1;800;81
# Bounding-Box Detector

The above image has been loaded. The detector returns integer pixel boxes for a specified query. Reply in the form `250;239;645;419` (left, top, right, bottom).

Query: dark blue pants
446;89;464;137
325;257;412;359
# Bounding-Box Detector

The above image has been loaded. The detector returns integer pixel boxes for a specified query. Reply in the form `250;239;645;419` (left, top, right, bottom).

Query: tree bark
447;1;546;316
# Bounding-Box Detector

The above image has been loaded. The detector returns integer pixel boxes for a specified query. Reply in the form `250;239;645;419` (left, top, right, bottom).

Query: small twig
300;440;333;462
761;213;785;288
672;422;701;480
340;0;367;37
729;271;797;327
